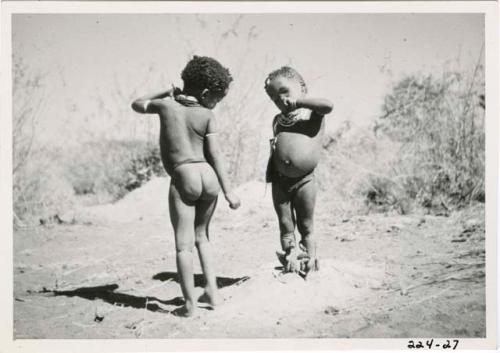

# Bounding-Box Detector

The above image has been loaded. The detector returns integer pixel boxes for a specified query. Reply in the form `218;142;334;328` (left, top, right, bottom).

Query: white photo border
0;1;497;352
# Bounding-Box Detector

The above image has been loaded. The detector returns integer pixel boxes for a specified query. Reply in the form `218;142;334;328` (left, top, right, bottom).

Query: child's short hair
265;66;308;94
181;55;233;94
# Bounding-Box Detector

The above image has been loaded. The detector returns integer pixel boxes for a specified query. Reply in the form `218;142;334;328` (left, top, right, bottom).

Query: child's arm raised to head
205;114;241;209
295;97;334;116
131;87;176;114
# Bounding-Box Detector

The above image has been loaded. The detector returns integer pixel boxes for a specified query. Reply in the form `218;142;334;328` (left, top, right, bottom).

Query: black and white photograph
0;1;497;351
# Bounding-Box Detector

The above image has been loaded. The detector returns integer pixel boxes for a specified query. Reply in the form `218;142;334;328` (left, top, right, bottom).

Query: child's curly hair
181;55;233;94
264;66;308;94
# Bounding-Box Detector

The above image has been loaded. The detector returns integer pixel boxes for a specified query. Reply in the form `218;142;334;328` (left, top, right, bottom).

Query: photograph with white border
0;1;498;352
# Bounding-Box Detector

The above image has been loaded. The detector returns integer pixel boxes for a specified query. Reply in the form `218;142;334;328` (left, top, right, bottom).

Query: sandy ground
14;177;485;338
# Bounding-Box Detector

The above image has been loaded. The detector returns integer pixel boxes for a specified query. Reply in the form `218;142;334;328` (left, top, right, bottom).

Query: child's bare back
156;99;221;201
156;99;209;174
132;56;240;317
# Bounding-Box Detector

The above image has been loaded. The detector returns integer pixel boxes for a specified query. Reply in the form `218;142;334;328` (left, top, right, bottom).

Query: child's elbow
131;100;142;113
324;101;334;114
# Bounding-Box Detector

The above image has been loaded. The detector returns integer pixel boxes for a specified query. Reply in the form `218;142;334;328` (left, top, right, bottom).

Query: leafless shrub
319;51;484;215
183;15;274;184
376;57;485;210
12;55;67;226
321;56;485;214
64;140;165;205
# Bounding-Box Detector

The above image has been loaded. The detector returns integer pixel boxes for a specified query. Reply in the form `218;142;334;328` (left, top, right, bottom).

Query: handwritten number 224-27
407;339;459;349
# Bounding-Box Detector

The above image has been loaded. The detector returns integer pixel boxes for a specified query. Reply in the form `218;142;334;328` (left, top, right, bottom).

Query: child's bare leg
272;182;298;272
169;182;196;317
294;179;317;274
194;196;220;306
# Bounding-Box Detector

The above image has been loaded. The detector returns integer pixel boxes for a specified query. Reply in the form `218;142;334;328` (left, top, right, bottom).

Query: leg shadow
152;272;250;288
46;284;183;313
39;273;250;314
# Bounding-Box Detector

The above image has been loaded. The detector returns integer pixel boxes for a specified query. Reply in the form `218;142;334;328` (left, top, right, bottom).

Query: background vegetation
12;16;485;226
318;56;485;216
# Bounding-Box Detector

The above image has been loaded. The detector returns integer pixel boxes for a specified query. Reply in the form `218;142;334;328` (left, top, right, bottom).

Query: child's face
266;76;304;113
200;88;228;110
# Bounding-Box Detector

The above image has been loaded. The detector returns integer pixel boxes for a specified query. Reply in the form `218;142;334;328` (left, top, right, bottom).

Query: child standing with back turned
132;56;240;317
264;66;333;278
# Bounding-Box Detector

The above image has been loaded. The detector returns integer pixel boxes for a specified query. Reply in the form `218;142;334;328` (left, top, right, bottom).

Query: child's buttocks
172;162;220;201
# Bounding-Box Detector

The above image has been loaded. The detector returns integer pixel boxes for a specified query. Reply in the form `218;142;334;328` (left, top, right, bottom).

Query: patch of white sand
215;259;386;324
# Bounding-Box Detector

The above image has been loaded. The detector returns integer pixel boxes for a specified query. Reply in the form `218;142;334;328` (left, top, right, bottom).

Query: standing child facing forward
265;66;333;278
132;56;240;317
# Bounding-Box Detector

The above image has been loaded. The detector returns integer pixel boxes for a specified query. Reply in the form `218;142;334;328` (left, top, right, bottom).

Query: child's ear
200;88;210;100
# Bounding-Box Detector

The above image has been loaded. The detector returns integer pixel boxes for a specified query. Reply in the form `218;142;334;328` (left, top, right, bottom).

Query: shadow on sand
40;274;250;314
152;272;250;289
48;284;177;313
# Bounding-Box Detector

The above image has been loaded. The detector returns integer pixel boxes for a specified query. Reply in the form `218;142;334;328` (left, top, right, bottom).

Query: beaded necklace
174;94;202;107
276;108;310;127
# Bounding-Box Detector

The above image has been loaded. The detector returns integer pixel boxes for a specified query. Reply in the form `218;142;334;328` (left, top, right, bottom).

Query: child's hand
282;97;297;112
225;191;241;210
170;84;182;97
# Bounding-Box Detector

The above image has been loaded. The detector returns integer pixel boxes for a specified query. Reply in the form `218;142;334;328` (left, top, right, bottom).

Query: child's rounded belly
273;132;321;177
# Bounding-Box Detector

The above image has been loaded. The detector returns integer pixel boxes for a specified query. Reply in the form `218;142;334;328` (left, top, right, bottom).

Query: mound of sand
212;258;387;326
75;177;171;224
75;178;271;224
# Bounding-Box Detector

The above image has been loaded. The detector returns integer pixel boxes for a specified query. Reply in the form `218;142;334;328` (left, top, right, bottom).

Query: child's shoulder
147;97;175;113
155;98;210;114
156;97;177;109
179;102;214;124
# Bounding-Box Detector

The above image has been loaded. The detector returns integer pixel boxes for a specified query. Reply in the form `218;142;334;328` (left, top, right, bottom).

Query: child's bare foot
284;249;299;273
172;301;196;317
198;289;221;307
303;258;319;280
276;250;298;272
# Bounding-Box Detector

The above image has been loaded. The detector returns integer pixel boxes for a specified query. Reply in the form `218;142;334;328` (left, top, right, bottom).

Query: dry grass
12;19;485;223
13;62;485;224
318;61;485;214
14;141;165;226
376;64;485;209
64;140;165;203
